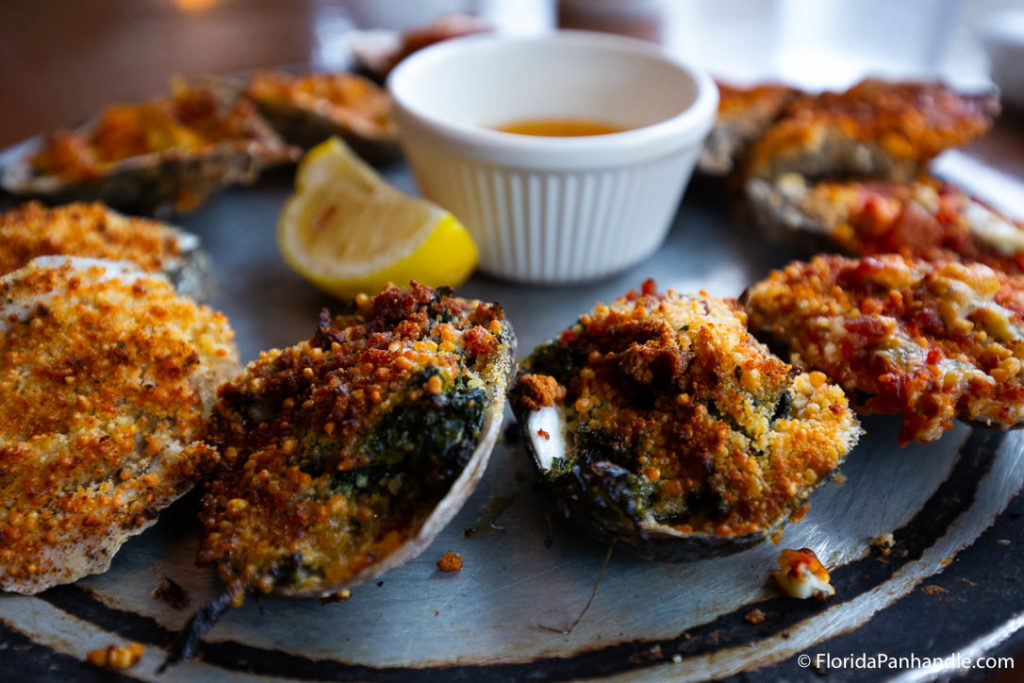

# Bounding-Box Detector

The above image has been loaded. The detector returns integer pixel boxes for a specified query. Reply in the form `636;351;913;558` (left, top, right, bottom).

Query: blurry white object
981;9;1024;109
388;31;717;284
342;0;476;31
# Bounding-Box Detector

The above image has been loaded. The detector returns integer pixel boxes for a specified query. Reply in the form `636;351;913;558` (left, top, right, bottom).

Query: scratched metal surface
2;127;1024;681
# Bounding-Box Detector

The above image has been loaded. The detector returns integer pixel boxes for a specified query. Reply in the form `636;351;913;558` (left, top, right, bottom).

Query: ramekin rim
386;29;719;156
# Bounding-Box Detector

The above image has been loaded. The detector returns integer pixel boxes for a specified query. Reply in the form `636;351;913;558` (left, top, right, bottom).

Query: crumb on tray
774;547;835;600
437;550;463;572
86;642;144;669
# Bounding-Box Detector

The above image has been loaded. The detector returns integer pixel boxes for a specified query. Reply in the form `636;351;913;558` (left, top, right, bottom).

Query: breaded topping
246;71;394;139
513;280;859;538
748;174;1024;272
436;550;463;572
29;79;289;182
744;254;1024;444
198;283;513;596
0;201;184;277
699;81;801;176
746;79;999;181
0;258;239;594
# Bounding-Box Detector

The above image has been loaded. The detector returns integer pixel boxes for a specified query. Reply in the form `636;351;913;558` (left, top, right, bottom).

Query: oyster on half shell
510;281;860;561
0;201;211;301
245;70;401;165
197;282;515;598
0;79;299;215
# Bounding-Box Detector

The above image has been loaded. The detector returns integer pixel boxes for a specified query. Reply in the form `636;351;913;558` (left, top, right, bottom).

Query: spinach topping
524;340;585;387
340;370;487;496
771;390;792;422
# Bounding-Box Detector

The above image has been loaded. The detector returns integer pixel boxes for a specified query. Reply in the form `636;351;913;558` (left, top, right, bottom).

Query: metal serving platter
2;131;1024;682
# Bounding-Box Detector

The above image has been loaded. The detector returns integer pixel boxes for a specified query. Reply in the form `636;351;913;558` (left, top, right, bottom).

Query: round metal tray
1;148;1023;682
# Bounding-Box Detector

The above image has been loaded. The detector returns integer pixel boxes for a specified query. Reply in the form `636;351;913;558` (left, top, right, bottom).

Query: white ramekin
388;30;718;284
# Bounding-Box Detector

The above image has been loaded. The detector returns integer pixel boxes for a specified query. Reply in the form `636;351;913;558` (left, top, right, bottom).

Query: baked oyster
197;282;515;598
510;281;860;560
698;80;801;177
1;79;299;214
746;174;1024;275
0;201;211;300
245;71;400;164
744;79;999;182
744;254;1024;445
0;257;239;594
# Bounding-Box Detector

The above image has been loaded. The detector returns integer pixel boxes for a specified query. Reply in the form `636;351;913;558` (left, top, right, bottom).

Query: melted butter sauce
494;117;628;137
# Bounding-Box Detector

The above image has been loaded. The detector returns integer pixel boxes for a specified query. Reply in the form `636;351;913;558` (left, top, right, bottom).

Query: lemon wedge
278;137;477;297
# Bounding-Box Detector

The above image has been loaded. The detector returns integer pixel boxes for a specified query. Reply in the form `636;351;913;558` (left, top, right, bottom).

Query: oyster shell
0;79;299;215
510;281;860;561
197;283;516;597
0;201;211;300
0;257;240;594
245;70;401;165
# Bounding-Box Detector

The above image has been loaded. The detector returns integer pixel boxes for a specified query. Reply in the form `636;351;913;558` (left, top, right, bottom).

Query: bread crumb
744;608;766;624
318;589;352;604
872;533;895;555
922;585;948;596
86;643;144;669
152;576;190;610
437;550;463;572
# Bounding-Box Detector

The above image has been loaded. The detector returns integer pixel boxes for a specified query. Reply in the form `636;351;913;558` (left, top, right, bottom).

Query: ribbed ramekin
388;31;717;284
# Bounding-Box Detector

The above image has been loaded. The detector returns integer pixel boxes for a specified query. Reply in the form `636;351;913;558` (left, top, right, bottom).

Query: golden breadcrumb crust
30;80;282;182
717;82;801;119
746;79;999;180
198;283;511;596
700;81;802;175
0;259;239;594
246;71;394;138
515;280;859;537
744;254;1024;444
0;201;182;277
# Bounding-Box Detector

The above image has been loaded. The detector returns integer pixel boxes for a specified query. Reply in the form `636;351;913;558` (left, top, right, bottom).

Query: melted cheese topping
745;254;1024;444
774;547;835;599
752;175;1024;273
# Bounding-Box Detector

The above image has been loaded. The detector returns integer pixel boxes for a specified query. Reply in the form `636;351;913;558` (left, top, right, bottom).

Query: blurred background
2;0;1024;148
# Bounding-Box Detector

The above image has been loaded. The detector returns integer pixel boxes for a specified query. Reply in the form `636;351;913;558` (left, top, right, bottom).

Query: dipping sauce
494;117;627;137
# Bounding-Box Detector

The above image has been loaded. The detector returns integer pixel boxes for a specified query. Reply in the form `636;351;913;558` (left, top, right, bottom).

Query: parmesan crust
0;258;239;594
0;201;185;277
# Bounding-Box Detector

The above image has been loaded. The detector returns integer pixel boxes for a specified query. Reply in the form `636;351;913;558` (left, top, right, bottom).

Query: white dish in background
387;30;717;284
981;9;1024;110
